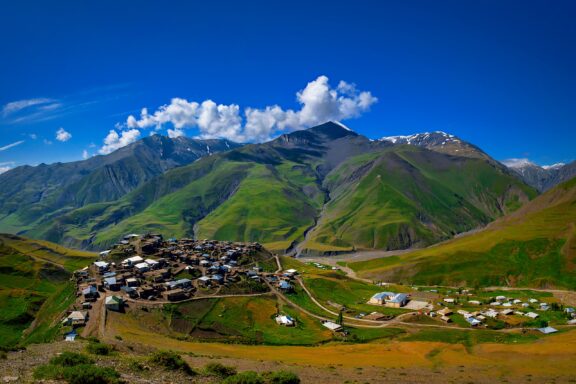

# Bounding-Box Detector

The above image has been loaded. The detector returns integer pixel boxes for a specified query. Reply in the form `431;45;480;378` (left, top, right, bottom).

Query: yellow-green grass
107;313;576;379
348;177;576;289
301;272;411;316
0;234;96;348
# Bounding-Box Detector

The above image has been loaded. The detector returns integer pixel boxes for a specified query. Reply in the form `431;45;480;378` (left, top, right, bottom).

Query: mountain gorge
0;122;537;254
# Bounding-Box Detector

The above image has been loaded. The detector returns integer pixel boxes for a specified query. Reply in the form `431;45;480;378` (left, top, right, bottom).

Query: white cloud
29;133;38;140
125;75;377;142
99;129;141;155
167;128;185;138
1;98;57;117
82;150;89;160
0;161;15;174
56;127;72;142
44;139;53;145
0;140;25;152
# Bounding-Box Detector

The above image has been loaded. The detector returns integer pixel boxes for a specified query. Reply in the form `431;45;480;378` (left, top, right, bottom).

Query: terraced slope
348;177;576;289
0;234;95;348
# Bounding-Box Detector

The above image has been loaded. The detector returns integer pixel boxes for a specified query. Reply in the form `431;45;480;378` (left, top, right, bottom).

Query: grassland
348;177;576;289
0;234;95;348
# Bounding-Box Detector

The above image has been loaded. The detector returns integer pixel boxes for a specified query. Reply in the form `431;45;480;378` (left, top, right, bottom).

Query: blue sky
1;0;574;172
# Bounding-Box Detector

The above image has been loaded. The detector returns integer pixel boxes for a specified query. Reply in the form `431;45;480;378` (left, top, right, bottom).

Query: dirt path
273;255;282;273
81;297;103;338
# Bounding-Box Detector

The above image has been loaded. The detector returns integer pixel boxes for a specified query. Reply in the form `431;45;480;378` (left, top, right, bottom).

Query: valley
0;123;574;383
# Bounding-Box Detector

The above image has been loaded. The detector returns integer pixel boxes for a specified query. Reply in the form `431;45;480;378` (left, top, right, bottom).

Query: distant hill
503;159;576;192
348;176;576;289
0;135;241;235
0;234;95;348
3;122;536;253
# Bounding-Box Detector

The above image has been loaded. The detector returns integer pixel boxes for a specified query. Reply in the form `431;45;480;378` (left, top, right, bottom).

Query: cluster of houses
419;294;576;329
368;291;410;308
74;235;278;305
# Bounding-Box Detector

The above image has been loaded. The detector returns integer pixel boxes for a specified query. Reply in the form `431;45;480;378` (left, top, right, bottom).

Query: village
60;234;576;341
62;233;304;337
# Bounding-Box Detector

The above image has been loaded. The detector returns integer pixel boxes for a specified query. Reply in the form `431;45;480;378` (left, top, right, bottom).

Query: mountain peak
501;158;538;169
379;131;458;145
306;121;358;138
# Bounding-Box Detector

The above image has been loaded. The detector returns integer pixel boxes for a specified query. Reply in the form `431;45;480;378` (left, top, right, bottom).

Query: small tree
337;309;344;325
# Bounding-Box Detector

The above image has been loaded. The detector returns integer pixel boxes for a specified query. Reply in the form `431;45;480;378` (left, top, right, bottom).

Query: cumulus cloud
125;75;377;142
82;150;89;160
99;129;141;155
0;140;25;152
56;127;72;142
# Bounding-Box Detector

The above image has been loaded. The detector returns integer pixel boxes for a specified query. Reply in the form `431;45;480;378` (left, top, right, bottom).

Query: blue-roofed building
82;285;98;299
369;292;396;305
369;292;409;307
466;317;482;327
104;277;120;291
278;280;293;292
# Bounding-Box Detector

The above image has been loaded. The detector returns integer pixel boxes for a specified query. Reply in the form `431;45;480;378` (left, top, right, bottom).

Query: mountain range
0;122;540;254
503;159;576;192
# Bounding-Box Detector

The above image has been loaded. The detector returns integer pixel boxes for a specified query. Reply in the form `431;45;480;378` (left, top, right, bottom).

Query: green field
169;296;334;345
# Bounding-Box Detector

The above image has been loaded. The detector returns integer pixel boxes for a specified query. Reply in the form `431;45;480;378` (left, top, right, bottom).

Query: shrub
222;371;264;384
265;370;301;384
0;351;7;360
63;365;122;384
50;351;94;367
34;363;121;384
149;350;195;375
86;342;114;355
205;362;237;378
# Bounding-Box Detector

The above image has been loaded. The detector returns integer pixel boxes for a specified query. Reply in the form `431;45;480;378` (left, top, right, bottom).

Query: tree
337;309;343;325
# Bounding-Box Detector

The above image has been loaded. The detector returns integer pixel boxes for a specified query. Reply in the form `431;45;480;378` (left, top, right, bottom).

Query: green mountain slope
0;234;95;348
0;122;537;253
301;146;535;253
0;136;241;234
348;177;576;289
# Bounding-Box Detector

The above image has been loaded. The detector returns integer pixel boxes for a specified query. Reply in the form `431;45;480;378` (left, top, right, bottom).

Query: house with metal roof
105;296;123;311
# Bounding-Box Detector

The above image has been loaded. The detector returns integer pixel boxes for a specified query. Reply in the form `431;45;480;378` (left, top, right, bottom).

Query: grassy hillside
4;123;537;253
0;234;95;348
302;146;536;253
348;177;576;289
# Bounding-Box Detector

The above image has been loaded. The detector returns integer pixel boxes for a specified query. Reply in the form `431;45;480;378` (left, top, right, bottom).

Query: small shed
322;321;343;332
275;315;295;327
